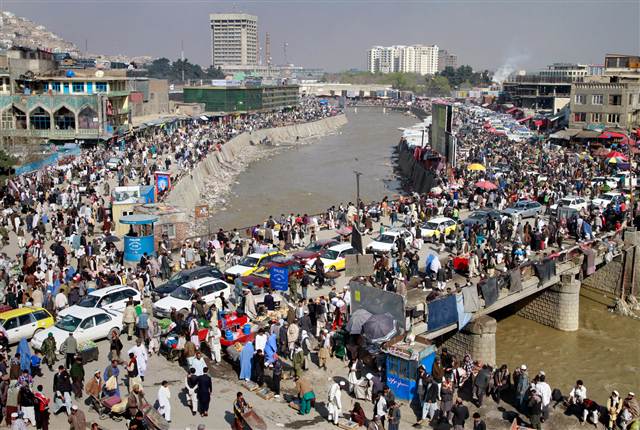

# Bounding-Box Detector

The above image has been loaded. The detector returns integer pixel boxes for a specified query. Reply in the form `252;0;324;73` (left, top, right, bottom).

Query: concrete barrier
166;114;348;212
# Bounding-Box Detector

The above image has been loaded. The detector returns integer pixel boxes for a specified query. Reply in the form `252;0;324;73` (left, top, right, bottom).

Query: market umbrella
605;151;628;160
608;157;622;164
346;309;372;334
475;180;498;191
362;313;397;343
467;163;486;171
103;235;120;243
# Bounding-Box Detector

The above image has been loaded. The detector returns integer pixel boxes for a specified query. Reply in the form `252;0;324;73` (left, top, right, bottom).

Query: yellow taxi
305;243;358;272
420;217;457;239
0;307;54;344
224;250;286;281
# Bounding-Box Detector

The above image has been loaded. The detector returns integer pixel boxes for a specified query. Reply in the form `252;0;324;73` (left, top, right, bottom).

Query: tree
0;149;17;178
424;76;451;97
146;57;172;79
205;66;225;79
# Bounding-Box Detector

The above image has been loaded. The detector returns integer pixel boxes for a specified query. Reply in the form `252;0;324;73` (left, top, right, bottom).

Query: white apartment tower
210;13;258;67
367;44;439;75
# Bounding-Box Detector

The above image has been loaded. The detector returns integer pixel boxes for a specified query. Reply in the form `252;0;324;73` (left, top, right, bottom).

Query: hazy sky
5;0;640;72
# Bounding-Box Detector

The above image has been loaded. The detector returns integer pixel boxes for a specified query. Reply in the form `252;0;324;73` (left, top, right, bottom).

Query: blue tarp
427;294;457;332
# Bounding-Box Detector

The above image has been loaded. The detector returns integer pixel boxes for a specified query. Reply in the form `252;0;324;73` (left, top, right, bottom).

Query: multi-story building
367;45;438;75
210;13;258;68
183;83;299;113
569;54;640;130
437;49;457;72
539;63;589;81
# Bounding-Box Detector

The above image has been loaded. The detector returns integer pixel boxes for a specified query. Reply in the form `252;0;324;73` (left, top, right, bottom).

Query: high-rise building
367;45;439;75
437;50;458;72
209;13;258;67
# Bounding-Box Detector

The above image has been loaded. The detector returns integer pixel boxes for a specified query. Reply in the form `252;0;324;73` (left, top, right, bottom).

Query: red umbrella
475;180;498;191
605;151;628;160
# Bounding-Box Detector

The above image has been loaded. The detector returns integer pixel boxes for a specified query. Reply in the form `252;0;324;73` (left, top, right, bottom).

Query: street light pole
354;170;362;228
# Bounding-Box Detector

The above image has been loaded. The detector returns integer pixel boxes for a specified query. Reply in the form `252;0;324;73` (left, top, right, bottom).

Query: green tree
424;75;451;97
146;57;172;79
0;149;17;178
205;66;225;79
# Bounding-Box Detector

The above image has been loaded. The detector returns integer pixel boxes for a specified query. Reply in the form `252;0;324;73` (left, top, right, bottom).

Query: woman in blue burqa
18;338;32;374
264;333;277;365
239;341;254;381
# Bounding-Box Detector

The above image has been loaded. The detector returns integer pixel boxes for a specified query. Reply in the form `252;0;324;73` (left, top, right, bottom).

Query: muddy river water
209;106;638;403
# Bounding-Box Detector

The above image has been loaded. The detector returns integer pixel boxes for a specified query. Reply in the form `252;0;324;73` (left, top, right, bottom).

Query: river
208;107;417;229
495;294;640;404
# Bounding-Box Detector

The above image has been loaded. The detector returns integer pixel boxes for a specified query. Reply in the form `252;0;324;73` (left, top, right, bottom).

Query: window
574;113;587;122
95;82;108;92
80;317;95;329
54;106;75;130
62;83;70;94
2;318;18;330
32;310;51;321
591;113;602;123
78;106;98;129
1;109;12;129
122;289;137;299
607;113;620;124
592;94;603;105
629;94;635;105
18;314;34;326
160;223;176;239
94;314;111;326
51;82;61;92
72;82;84;93
29;107;51;130
609;94;622;105
574;94;586;104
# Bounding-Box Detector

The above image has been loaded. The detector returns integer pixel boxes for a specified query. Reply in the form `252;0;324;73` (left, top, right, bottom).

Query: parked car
365;229;413;254
105;157;122;170
239;256;304;290
224;251;285;282
153;277;231;318
152;266;224;300
591;192;628;210
502;200;544;218
0;307;54;344
31;308;123;352
549;196;589;215
57;285;140;319
420;217;457;239
305;243;358;272
292;239;340;264
462;209;503;228
591;176;619;190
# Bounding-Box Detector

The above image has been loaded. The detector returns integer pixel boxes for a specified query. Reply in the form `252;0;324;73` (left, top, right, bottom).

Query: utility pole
283;42;288;65
181;40;185;83
354;171;362;228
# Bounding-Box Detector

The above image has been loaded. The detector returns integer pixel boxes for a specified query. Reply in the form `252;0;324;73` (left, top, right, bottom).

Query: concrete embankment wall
167;114;348;211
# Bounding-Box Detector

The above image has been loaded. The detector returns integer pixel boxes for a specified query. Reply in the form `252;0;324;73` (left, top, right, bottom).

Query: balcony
0;128;102;139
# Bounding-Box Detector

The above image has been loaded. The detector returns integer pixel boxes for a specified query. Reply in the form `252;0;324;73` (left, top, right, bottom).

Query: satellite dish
95;70;104;78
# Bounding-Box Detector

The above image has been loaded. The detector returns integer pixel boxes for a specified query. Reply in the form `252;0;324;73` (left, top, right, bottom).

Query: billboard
430;103;452;157
350;282;407;331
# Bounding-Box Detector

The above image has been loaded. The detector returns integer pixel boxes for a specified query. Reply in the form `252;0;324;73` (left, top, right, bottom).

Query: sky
4;0;640;72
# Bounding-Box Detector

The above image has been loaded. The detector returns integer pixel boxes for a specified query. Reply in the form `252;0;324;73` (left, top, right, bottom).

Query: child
30;350;42;377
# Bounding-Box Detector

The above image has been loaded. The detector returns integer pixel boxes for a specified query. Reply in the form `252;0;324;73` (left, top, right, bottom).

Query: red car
292;238;341;265
239;256;305;290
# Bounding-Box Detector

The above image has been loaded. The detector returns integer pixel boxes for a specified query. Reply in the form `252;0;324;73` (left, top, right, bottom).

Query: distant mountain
0;10;153;65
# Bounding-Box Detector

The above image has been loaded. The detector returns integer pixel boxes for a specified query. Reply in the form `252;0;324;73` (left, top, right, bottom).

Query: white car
57;285;140;319
365;229;413;254
420;217;457;240
153;277;231;318
550;196;589;215
105;157;122;170
591;176;619;190
31;307;123;352
305;243;358;272
591;192;628;210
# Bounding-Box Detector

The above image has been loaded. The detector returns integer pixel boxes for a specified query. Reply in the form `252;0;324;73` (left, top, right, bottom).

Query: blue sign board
269;266;289;291
123;235;155;262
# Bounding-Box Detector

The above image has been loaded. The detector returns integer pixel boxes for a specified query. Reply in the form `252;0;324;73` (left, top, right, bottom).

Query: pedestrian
60;333;77;370
156;380;171;423
239;341;254;381
197;367;212;417
527;387;543;430
327;380;344;425
606;390;622;430
374;392;388;428
41;334;57;371
272;353;282;397
69;356;84;399
123;299;136;341
492;364;511;404
233;392;249;430
185;368;198;416
387;400;401;430
109;330;123;363
34;385;50;430
515;364;529;411
292;345;305;378
136;307;150;345
67;405;86;430
473;364;491;407
207;324;222;364
295;375;315;415
253;349;265;386
451;398;469;430
52;365;73;415
127;339;148;382
472;412;487;430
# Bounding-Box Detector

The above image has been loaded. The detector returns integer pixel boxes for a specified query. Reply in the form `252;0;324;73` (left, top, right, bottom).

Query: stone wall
582;259;623;295
516;275;580;331
166;114;347;212
440;315;496;365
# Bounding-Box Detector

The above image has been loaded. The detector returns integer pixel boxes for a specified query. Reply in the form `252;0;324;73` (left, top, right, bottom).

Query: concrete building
569;54;640;130
183;84;299;113
299;82;393;98
502;74;574;112
367;44;439;75
210;13;258;68
437;49;458;72
539;63;589;81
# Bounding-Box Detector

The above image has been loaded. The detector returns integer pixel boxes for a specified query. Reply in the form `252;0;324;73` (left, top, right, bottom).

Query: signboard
269;266;289;291
345;254;374;277
430;103;452;157
195;205;210;219
350;281;406;331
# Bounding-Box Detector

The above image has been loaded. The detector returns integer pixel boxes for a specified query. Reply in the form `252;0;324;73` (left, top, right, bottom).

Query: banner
269;266;289;291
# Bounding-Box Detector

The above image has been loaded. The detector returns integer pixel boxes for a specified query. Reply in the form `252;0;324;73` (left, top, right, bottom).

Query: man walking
197;367;212;417
61;333;77;370
327;380;345;425
451;398;469;430
157;380;171;423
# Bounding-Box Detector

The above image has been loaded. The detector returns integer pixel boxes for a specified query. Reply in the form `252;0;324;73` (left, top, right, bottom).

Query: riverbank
166;114;348;225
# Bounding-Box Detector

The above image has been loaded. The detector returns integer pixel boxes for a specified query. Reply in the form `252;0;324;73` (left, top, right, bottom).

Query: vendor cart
219;312;256;347
242;408;267;430
383;340;436;401
142;404;170;430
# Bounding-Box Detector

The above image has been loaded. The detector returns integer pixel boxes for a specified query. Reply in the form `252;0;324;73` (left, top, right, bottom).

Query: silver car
502;200;544;218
